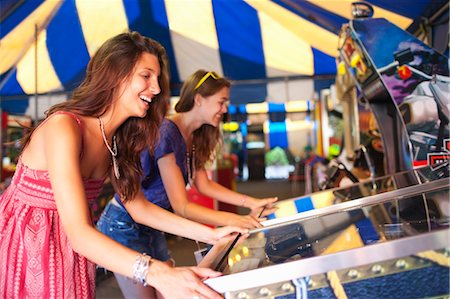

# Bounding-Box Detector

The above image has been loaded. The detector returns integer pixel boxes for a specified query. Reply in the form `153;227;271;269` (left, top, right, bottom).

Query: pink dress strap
37;111;85;158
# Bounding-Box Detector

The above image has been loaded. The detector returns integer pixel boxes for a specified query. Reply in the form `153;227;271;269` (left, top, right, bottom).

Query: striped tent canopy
0;0;447;115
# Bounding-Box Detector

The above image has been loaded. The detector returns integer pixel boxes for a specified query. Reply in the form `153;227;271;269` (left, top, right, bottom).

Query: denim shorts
97;200;171;261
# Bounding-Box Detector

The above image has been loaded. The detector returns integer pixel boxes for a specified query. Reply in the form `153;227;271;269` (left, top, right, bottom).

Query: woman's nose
149;80;161;95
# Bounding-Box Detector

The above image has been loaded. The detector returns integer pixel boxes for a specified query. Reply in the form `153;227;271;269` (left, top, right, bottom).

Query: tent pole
34;24;38;121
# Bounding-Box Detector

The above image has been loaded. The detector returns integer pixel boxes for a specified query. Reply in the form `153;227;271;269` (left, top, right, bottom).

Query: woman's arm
123;190;246;243
42;116;224;299
157;154;276;227
194;169;278;217
156;154;259;228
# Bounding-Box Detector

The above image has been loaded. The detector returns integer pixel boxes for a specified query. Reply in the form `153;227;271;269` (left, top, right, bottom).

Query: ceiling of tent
0;0;447;111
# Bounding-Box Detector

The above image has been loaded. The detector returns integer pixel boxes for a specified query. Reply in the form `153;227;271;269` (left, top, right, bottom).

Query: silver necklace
98;116;120;179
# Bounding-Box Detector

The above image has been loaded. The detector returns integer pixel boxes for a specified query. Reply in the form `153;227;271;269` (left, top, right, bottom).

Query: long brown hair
21;31;170;201
174;70;230;169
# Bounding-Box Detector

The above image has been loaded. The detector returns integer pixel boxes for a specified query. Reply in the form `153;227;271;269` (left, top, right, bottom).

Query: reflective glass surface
212;163;449;275
264;162;449;224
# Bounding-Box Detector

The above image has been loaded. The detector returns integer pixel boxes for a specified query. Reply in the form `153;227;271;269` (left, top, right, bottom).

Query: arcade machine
0;113;32;182
198;3;450;298
335;1;449;229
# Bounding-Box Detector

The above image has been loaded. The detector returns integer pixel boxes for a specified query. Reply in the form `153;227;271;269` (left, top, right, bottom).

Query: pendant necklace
186;144;196;187
98;116;120;179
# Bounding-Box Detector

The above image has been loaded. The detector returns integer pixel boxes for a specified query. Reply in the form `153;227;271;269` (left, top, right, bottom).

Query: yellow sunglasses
194;71;221;90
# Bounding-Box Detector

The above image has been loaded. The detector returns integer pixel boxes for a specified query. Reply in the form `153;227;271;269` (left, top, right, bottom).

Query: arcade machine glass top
201;164;449;298
202;187;449;298
261;162;449;226
206;163;449;272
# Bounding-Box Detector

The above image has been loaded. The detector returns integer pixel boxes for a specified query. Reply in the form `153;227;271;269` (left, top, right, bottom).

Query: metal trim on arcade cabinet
256;176;449;231
203;229;447;295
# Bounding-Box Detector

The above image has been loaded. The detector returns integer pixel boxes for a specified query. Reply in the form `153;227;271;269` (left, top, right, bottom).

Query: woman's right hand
225;213;263;229
147;262;224;299
206;225;248;245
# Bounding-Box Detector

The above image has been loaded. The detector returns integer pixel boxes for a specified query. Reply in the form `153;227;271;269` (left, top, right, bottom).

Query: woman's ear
194;93;202;107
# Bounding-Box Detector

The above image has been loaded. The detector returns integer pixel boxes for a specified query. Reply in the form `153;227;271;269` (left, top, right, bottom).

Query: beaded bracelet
132;253;152;286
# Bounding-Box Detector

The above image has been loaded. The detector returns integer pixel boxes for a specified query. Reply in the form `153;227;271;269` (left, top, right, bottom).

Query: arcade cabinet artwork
336;5;449;229
338;17;449;173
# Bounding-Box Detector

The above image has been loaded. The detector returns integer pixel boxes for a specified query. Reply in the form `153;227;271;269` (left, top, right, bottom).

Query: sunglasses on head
194;71;221;90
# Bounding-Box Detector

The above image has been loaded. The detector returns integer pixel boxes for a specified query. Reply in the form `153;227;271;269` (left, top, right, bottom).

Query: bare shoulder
21;113;83;168
41;113;82;139
30;113;84;154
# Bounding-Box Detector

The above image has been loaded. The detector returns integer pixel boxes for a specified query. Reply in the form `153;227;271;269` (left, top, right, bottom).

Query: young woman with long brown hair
0;33;244;299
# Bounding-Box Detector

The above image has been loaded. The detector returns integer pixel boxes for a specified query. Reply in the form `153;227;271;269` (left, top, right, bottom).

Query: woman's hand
206;226;248;244
248;197;278;218
147;262;223;299
225;213;263;229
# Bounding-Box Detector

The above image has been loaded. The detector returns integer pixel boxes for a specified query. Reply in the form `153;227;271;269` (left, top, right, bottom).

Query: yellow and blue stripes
0;0;431;114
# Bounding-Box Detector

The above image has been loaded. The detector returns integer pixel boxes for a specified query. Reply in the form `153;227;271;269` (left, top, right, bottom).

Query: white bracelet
241;195;247;207
132;253;152;286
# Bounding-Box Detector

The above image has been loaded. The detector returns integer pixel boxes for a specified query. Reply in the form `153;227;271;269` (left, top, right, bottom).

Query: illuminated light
338;61;347;75
263;120;270;134
398;65;412;80
242;246;249;256
245;102;269;114
223;122;240;131
228;257;234;267
285;101;309;112
235;254;241;262
350;53;361;68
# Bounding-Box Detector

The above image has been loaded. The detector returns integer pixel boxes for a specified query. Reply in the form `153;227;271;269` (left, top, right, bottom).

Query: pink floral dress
0;112;105;298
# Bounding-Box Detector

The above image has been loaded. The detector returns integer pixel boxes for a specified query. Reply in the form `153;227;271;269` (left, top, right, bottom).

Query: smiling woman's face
116;52;161;118
198;86;230;127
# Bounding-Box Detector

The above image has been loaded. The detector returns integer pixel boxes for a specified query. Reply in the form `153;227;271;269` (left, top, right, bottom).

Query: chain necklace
98;116;120;179
186;144;196;187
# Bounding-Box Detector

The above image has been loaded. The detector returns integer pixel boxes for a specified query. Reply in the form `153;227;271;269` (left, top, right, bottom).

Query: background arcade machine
0;113;32;191
335;2;449;230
